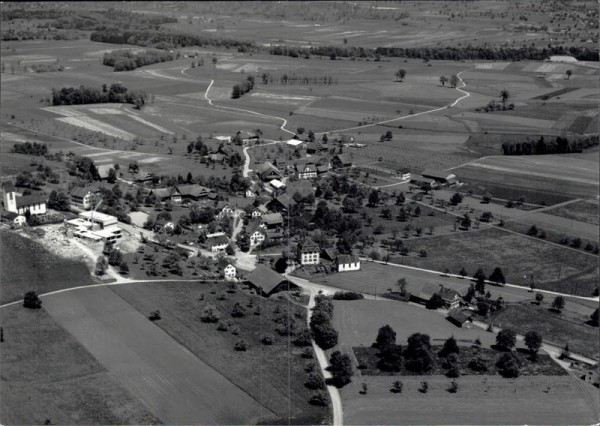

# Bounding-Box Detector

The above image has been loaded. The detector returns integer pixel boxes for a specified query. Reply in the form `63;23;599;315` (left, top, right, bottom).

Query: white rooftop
286;139;303;146
270;179;285;189
79;210;118;225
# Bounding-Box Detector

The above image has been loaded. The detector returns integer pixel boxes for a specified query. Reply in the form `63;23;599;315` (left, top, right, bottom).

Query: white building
70;187;100;210
398;168;411;181
207;235;229;252
298;237;320;265
219;258;237;281
78;211;118;228
2;181;47;216
337;254;361;272
296;163;317;179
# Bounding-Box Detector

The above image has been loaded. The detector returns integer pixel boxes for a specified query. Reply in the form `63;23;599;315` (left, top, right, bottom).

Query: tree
495;329;516;350
535;292;544;305
551;296;565;313
200;303;220;323
450;192;463;205
107;168;117;183
375;325;397;350
426;293;444;310
489;267;505;285
449;74;459;88
368;190;380;206
119;262;129;274
496;352;521;378
439;75;448;86
397;278;408;295
108;248;123;266
439;336;460;357
47;190;70;211
448;380;458;393
305;372;325;390
499;89;510;106
395;69;406;82
391;380;403;393
23;291;42;309
234;340;248;351
527;225;538;236
474;268;486;294
524;331;542;360
95;256;107;276
309;391;328;406
566;69;572;80
231;302;246;318
459;267;468;278
328;351;353;387
225;243;235;256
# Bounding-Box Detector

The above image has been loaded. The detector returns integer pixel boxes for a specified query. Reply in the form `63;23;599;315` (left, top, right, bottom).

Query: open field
396;228;598;296
0;231;93;305
111;281;329;424
42;285;269;425
0;304;159;425
491;302;599;360
545;199;600;227
340;374;598;425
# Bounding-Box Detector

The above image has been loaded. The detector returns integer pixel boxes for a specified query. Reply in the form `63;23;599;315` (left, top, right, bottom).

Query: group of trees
102;49;177;71
309;295;338;350
47;190;70;211
231;75;255;99
11;142;49;157
260;72;337;85
502;135;599;156
51;83;148;109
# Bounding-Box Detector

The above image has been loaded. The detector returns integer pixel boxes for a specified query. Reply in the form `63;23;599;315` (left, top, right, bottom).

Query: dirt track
42;286;269;425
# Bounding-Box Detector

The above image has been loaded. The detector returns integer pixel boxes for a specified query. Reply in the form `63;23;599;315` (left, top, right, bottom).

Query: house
414;283;440;305
446;309;473;328
70;186;101;210
252;205;268;218
2;181;47;216
219;258;237;281
410;176;438;191
246;183;260;198
270;179;286;191
244;264;298;297
306;141;326;154
296;163;317;179
1;211;26;227
398;168;411;181
255;162;283;182
438;286;462;310
174;184;211;202
261;212;284;229
421;169;456;184
316;164;330;175
267;193;293;213
247;222;266;246
97;164;115;181
207;234;229;252
298;237;320;265
337;254;360;272
332;154;352;169
285;138;303;147
216;205;234;219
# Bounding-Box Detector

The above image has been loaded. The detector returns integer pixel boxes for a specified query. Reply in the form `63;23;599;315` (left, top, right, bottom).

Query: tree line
103;49;177;72
501;135;599;155
260;72;337;85
231;76;255;99
51;83;148;109
11;142;48;156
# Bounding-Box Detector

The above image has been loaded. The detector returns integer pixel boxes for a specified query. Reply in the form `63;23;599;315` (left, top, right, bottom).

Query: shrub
23;291;42;309
332;291;364;300
230;325;240;335
328;351;353;388
148;310;161;321
446;366;460;378
391;380;403;393
301;347;314;359
231;302;246;317
261;335;274;345
419;381;429;393
293;329;313;346
377;344;403;372
496;352;521;378
234;340;248;351
200;304;221;323
447;380;458;393
309;391;328;406
468;356;488;372
439;336;460;357
216;321;228;332
305;372;325;390
495;329;516;350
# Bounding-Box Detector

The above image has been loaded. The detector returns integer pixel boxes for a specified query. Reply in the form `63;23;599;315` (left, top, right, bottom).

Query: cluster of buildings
1;181;47;226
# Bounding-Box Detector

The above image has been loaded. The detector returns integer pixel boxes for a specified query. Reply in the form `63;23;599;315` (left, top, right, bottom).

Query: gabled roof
244;264;287;295
297;163;316;173
438;286;461;302
300;237;319;253
333;154;352;165
322;248;338;261
152;187;174;199
268;193;293;209
218;257;236;269
2;211;19;220
417;283;439;300
398;167;411;174
337;254;359;265
2;181;15;192
447;308;472;324
261;212;283;225
255;162;282;180
15;193;46;208
316;165;329;173
421;169;456;181
175;184;211;198
207;235;229;246
70;186;100;198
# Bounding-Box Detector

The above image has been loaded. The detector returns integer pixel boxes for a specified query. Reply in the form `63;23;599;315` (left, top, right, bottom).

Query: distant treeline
12;142;48;156
103;49;177;71
89;29;599;62
51;83;147;108
261;72;337;85
501;135;599;156
90;30;257;52
231;76;255;99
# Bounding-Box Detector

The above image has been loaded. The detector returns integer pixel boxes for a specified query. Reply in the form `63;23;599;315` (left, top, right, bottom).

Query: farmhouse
261;212;284;228
251;204;268;218
255;162;283;182
245;183;260;198
306;141;326;154
446;309;473;328
96;164;115;181
216;205;234;219
267;193;294;213
70;186;101;210
296;163;317;179
219;258;237;281
248;223;266;246
298;237;320;265
172;184;211;202
1;211;26;227
410;175;438;191
397;167;411;181
332;154;352;169
421;169;456;184
337;254;360;272
438;286;462;310
244;264;298;297
207;234;229;252
2;181;47;216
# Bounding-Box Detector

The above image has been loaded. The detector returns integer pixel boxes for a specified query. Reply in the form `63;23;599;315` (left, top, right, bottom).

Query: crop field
396;228;599;296
545;199;600;227
111;281;329;424
491;302;599;359
506;209;599;243
0;304;159;425
42;285;271;425
339;375;598;425
0;231;93;305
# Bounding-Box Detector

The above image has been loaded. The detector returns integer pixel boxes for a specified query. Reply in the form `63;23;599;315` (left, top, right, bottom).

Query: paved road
42;286;268;425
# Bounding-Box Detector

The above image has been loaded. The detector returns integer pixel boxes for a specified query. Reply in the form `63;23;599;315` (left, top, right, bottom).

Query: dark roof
2;211;19;220
337;254;359;265
15;193;46;208
207;235;229;246
218;258;236;269
175;184;211;198
316;165;329;173
333;154;352;165
268;193;293;209
398;167;411;174
246;221;265;236
2;181;15;192
244;265;287;295
421;169;456;181
322;248;338;261
438;286;461;302
70;186;99;198
152;187;173;199
261;212;283;225
447;309;472;324
255;162;282;180
300;237;319;253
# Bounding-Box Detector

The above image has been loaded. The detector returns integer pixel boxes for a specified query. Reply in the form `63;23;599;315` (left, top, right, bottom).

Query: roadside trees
328;351;353;387
495;329;516;351
23;291;42;309
524;331;542;361
489;267;505;285
449;74;459;88
474;268;486;294
551;296;565;313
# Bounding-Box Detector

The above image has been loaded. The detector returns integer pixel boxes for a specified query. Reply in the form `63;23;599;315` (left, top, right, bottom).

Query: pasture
0;304;159;425
545;199;600;227
111;281;329;425
397;228;599;296
43;285;270;425
0;231;93;305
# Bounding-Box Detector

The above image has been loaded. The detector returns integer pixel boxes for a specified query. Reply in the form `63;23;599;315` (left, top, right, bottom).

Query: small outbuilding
337;254;360;272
